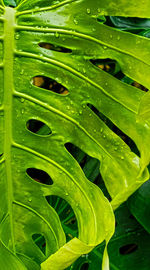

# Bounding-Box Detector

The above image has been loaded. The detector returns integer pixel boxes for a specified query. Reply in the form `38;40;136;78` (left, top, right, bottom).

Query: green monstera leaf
71;203;150;270
0;0;150;269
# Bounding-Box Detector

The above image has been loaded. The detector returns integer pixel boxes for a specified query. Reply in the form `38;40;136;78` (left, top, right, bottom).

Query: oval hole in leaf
90;58;122;78
91;58;148;91
80;263;89;270
46;195;78;241
91;58;118;72
32;76;69;95
26;119;52;135
26;168;53;185
87;104;140;157
119;243;138;255
32;234;46;255
39;42;72;53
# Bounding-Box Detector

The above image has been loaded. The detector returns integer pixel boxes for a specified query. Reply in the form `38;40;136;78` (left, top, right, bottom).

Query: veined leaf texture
0;0;150;269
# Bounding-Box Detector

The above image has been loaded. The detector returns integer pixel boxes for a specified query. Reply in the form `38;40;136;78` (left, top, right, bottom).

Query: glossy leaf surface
0;0;150;269
128;179;150;234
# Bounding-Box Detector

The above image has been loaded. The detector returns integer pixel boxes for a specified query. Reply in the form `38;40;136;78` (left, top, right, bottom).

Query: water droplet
103;134;106;138
65;192;69;196
103;46;107;50
28;198;32;202
82;104;86;109
21;109;25;114
73;19;78;25
94;129;96;133
66;105;70;110
110;35;113;39
114;147;117;151
55;32;60;38
87;8;91;14
20;98;25;103
117;36;120;40
15;33;20;40
79;110;82;115
136;40;141;45
20;69;24;75
89;113;92;117
100;128;103;133
120;156;124;160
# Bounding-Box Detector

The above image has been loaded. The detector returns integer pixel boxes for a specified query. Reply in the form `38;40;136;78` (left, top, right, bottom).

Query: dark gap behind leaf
26;168;53;185
90;58;121;77
87;104;140;157
32;76;69;95
32;234;46;255
39;42;72;53
80;263;89;270
119;243;138;255
26;119;52;135
65;143;111;200
46;195;78;241
91;59;147;90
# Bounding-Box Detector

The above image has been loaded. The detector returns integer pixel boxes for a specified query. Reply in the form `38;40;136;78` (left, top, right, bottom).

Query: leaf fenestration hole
119;243;138;255
65;143;111;200
32;234;46;255
46;195;78;241
90;58;120;76
26;168;53;185
65;143;100;181
39;42;72;53
132;81;148;92
80;263;89;270
87;104;140;157
32;76;69;95
90;58;148;91
26;119;52;135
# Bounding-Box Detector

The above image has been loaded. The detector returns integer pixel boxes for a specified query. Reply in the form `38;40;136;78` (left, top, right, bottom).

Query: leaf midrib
3;7;16;252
